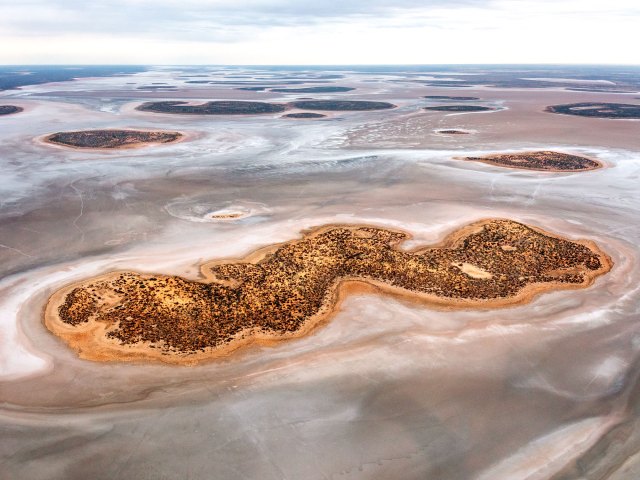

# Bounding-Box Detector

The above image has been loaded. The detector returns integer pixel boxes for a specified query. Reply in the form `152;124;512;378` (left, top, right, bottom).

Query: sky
0;0;638;65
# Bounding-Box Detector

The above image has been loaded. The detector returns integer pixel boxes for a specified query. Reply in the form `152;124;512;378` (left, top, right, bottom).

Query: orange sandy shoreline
43;219;613;366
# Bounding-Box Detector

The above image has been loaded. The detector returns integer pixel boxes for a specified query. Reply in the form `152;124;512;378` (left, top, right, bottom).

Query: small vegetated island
461;151;602;172
290;100;396;111
0;105;23;116
44;130;183;149
282;113;327;119
565;87;637;94
137;85;177;90
137;100;286;114
46;219;610;364
546;102;640;119
423;96;480;101
236;86;268;91
271;86;355;93
437;129;470;135
425;105;495;112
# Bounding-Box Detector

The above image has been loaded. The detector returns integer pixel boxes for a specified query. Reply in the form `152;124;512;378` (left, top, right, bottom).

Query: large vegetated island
137;100;286;114
44;129;183;149
546;102;640;119
46;219;610;364
461;151;602;172
0;105;23;116
290;100;396;111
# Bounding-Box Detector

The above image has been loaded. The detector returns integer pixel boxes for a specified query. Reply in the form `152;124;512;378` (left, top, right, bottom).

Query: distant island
137;99;396;114
0;65;144;91
423;96;480;100
137;85;177;90
236;86;268;91
546;102;640;119
271;86;355;93
282;112;327;119
290;100;395;111
425;105;494;112
0;105;23;116
44;129;183;149
460;151;602;172
137;100;286;114
436;129;470;135
565;87;637;94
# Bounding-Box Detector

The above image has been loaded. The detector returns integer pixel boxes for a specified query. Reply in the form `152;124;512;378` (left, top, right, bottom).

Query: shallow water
1;67;640;479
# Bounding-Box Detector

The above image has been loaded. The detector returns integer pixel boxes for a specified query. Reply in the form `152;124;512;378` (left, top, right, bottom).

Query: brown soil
460;151;602;172
44;219;611;365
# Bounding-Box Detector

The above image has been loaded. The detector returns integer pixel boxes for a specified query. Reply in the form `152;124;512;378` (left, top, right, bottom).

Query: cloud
0;0;638;64
0;0;486;37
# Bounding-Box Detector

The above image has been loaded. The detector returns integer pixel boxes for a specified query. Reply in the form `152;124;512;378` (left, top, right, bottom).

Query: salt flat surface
1;66;640;479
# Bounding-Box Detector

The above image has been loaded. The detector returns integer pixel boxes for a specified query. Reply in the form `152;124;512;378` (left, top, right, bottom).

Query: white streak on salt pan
475;416;616;480
0;276;51;380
